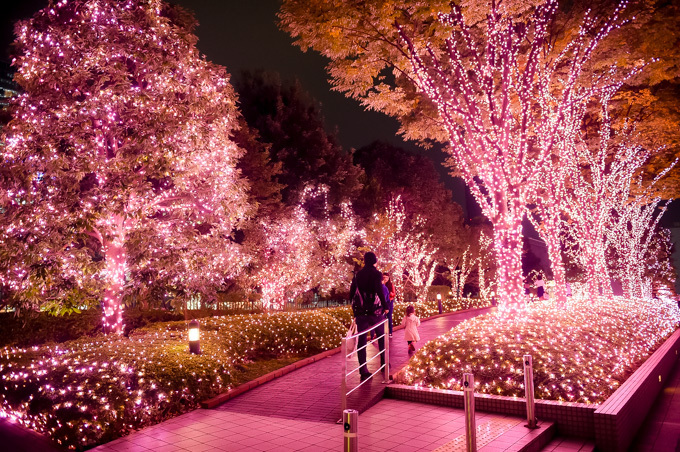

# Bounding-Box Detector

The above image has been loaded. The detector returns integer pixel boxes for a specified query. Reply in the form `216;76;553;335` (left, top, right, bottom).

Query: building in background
0;60;18;124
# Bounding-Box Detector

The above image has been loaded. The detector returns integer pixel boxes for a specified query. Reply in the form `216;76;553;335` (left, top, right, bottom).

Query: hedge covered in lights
395;297;680;404
0;310;345;450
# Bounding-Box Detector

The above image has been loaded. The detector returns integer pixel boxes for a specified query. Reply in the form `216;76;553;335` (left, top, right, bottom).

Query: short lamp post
188;319;201;354
437;293;442;314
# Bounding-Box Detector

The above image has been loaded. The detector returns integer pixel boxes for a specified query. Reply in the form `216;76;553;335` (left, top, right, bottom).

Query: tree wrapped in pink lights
281;0;639;307
0;0;249;331
364;195;437;303
248;185;362;309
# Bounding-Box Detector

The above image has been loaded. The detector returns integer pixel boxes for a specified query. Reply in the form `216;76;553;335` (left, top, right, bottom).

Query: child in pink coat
401;305;420;353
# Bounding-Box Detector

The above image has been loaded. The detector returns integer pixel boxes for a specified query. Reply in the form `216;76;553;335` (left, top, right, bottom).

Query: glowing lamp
188;320;200;354
437;293;442;314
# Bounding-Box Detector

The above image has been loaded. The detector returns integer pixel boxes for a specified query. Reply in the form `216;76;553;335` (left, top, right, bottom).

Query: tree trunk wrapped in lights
281;0;637;309
560;92;668;299
0;0;250;332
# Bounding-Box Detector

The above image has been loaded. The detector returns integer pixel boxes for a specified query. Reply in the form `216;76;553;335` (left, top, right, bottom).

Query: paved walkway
629;356;680;451
91;308;491;451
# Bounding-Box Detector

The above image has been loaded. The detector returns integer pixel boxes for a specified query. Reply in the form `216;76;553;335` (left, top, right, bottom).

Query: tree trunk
492;215;525;309
102;215;126;334
541;219;567;306
582;245;612;299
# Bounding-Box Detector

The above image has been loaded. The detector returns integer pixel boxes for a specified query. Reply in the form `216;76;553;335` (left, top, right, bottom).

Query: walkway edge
200;305;493;409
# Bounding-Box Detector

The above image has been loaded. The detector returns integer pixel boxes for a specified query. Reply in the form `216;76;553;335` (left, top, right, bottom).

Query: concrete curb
200;305;493;409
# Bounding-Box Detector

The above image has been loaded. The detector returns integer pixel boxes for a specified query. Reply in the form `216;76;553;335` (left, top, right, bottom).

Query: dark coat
349;264;388;316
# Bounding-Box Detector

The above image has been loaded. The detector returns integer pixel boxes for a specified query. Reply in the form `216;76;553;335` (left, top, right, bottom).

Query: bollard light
343;409;358;452
188;319;201;354
463;373;476;452
523;354;538;429
437;293;443;314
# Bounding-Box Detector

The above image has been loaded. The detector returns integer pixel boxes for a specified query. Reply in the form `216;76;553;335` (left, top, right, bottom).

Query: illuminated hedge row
0;310;345;450
396;297;680;404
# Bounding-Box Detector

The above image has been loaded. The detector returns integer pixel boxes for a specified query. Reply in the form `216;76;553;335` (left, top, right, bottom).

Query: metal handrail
340;318;390;416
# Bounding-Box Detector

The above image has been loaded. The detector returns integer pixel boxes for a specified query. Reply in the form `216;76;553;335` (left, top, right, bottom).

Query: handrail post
341;337;347;415
383;319;390;383
463;373;476;452
523;354;538;429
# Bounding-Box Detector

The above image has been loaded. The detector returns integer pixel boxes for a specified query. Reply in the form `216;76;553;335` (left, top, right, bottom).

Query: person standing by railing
383;273;395;337
350;252;389;381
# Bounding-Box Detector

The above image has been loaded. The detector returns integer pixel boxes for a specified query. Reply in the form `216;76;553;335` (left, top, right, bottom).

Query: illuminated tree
365;195;438;303
608;198;669;299
0;0;249;332
280;0;637;307
354;141;468;270
247;185;362;309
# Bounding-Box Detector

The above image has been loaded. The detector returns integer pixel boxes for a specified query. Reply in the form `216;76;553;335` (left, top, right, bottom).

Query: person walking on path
350;252;389;381
383;272;395;337
401;304;421;354
536;277;545;300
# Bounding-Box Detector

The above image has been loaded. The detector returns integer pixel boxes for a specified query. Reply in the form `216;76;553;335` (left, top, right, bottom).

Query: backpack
351;276;381;316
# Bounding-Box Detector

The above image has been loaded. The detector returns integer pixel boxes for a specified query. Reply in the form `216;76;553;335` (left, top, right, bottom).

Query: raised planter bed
387;328;680;450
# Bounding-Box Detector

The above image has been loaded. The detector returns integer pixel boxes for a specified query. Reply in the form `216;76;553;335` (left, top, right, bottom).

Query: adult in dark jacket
349;252;389;381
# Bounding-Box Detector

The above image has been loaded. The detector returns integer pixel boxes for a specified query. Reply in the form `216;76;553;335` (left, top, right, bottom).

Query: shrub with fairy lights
0;310;345;449
395;297;680;404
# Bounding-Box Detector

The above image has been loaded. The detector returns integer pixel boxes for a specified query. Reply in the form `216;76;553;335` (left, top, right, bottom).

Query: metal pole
463;373;476;452
341;338;347;415
343;409;358;452
383;319;390;383
523;354;538;429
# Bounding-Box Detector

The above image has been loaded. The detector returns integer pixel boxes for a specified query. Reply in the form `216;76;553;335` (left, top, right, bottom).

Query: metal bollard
383;321;390;383
343;409;358;452
523;354;538;429
463;373;476;452
341;338;347;415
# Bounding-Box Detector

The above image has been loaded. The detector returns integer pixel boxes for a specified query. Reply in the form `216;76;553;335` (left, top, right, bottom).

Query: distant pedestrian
401;304;421;354
524;282;532;303
350;252;389;381
536;278;545;300
383;273;395;337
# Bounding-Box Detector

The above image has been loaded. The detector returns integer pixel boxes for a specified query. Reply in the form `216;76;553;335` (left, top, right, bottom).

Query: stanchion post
523;354;538;429
341;338;347;415
383;319;390;383
343;409;358;452
463;373;476;452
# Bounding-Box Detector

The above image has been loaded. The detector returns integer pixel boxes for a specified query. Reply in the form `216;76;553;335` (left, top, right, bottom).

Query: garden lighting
188;320;201;354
